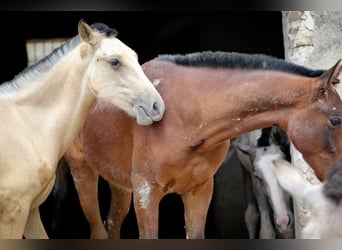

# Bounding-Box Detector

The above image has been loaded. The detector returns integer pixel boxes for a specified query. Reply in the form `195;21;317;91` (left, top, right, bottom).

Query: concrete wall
282;10;342;238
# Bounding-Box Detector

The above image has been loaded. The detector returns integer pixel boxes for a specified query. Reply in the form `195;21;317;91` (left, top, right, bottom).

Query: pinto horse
235;127;294;238
0;20;164;239
274;156;342;238
64;51;342;239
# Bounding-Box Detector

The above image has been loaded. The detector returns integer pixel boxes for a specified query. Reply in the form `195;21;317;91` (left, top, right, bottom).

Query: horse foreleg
0;199;31;239
106;184;132;239
132;178;163;239
23;207;48;239
24;173;55;239
67;158;108;239
181;177;214;239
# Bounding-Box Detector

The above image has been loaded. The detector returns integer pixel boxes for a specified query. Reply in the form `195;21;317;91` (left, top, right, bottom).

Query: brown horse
63;52;342;239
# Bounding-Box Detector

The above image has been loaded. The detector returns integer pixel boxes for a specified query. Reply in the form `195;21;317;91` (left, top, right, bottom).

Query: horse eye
109;58;121;68
329;117;341;127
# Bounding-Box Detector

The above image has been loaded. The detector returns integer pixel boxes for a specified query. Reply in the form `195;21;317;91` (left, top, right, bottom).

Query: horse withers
0;20;164;239
64;52;342;238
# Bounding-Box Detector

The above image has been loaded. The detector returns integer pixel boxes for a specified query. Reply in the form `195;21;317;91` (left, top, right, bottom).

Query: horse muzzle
134;99;165;125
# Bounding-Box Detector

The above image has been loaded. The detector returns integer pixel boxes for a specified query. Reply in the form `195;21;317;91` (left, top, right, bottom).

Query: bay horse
235;127;294;238
0;20;165;239
64;51;342;238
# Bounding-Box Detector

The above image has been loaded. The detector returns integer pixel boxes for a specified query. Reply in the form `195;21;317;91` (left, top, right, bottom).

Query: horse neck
11;46;95;162
191;69;312;143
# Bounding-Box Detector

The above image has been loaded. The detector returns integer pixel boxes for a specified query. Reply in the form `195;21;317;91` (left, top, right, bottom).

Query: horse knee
0;195;28;224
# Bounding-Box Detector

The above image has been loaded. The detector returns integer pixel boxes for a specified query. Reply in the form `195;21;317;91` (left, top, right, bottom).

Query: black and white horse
235;127;295;239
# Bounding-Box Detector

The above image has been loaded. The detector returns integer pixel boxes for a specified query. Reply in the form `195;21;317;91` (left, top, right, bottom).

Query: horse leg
181;177;214;239
105;184;132;239
23;207;48;239
24;173;55;239
0;199;31;238
66;155;108;239
132;177;163;239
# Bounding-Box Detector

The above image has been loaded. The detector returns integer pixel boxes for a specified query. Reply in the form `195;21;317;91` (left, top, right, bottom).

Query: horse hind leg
105;184;132;239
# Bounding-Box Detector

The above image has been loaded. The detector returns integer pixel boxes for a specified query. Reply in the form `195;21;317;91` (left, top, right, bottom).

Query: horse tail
53;156;70;201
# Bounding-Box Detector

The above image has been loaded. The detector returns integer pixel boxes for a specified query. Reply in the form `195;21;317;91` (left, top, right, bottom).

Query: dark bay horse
64;51;342;238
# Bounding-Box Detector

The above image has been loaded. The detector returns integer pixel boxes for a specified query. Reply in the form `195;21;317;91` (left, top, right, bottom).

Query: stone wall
282;10;342;238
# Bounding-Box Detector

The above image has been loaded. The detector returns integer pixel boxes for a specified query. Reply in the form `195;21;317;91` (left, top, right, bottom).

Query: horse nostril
287;215;291;226
153;102;159;112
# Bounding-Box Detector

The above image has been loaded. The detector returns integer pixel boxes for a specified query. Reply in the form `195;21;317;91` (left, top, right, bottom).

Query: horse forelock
0;35;82;95
157;51;325;77
91;23;118;37
257;127;272;147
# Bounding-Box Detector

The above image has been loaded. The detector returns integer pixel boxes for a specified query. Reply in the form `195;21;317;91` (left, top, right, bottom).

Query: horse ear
235;143;255;173
320;59;342;88
235;143;253;156
78;19;97;46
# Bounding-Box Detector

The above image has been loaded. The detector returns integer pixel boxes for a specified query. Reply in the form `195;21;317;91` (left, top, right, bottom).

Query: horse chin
135;106;154;125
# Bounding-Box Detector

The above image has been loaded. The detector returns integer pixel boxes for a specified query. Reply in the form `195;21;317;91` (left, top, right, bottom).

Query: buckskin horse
0;20;164;239
63;51;342;238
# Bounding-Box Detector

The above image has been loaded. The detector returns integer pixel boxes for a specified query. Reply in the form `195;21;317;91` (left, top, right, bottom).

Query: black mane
157;51;325;77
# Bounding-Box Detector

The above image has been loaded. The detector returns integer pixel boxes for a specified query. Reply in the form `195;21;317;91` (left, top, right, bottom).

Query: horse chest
158;144;229;194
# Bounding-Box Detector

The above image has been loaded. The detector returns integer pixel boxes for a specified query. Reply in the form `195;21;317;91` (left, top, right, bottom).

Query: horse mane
91;23;118;37
0;23;117;95
157;51;325;77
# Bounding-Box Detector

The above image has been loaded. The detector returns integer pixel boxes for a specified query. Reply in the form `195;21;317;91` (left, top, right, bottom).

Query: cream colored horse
0;20;165;239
